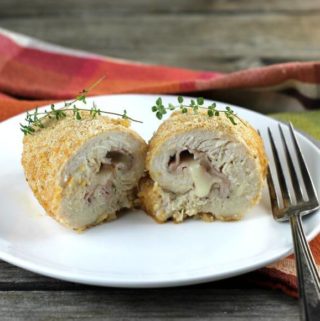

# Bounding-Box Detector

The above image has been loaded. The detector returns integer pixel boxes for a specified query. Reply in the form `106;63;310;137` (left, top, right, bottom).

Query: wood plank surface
0;0;320;15
0;259;300;320
0;1;319;71
0;288;299;321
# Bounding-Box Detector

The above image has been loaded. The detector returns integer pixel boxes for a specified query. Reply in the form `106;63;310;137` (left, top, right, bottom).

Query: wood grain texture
0;289;299;321
0;0;320;16
0;259;300;320
0;1;319;71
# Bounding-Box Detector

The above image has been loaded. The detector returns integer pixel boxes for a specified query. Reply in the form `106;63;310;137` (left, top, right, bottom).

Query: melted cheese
188;162;214;197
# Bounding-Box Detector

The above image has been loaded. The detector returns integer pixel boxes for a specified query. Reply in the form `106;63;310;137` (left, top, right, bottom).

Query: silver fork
263;123;320;320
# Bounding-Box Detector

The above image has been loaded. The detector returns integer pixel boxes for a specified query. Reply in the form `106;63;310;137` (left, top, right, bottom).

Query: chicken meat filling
168;149;230;198
79;149;133;204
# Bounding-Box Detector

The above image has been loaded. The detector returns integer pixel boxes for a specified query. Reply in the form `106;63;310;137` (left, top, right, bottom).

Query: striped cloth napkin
0;28;319;297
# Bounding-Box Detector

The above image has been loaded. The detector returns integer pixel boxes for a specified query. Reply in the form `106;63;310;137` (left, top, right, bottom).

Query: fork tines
263;123;319;221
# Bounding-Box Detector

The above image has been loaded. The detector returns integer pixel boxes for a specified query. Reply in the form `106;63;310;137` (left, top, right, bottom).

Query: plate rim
0;93;319;288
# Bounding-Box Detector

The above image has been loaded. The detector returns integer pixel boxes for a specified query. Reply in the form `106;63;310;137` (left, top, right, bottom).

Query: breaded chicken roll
22;111;147;231
139;110;267;223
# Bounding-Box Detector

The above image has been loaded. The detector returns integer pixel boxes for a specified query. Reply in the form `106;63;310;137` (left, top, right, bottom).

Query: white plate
0;94;319;288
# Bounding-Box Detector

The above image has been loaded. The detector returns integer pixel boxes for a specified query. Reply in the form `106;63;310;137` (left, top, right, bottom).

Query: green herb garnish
20;77;142;135
151;96;242;125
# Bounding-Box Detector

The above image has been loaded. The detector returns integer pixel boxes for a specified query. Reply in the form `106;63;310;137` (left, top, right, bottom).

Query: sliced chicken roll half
139;110;267;223
22;111;147;231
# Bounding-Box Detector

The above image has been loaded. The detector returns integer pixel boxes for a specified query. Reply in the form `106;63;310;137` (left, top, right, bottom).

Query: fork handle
290;214;320;321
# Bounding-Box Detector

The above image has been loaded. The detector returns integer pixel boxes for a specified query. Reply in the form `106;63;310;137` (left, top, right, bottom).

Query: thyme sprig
20;77;142;135
151;96;242;125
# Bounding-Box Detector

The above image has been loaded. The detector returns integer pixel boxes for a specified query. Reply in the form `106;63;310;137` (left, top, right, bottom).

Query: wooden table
1;1;320;320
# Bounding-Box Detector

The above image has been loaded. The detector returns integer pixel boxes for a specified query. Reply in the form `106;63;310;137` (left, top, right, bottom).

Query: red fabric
2;32;320;120
0;30;319;297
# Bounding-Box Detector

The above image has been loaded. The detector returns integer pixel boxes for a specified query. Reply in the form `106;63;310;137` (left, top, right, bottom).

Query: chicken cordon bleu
22;111;147;231
139;109;267;223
